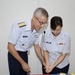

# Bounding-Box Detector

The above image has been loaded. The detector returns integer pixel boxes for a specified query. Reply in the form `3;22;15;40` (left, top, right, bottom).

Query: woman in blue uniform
41;16;71;74
7;7;49;75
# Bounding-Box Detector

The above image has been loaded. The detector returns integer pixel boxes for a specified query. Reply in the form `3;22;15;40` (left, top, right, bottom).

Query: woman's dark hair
50;16;63;30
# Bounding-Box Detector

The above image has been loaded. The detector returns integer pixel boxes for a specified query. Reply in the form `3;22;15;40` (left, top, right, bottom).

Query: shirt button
22;44;24;46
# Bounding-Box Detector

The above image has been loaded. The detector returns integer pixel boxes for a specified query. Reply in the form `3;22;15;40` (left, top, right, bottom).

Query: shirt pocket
45;41;52;51
32;33;39;43
19;31;30;45
57;43;65;53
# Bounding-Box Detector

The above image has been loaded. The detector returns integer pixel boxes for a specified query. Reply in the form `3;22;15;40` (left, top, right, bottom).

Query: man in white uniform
7;7;49;75
41;16;71;74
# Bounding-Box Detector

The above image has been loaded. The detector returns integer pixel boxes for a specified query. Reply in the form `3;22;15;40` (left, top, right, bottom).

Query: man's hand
21;62;31;72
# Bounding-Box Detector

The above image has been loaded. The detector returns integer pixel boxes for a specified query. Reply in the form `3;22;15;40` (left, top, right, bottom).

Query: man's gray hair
33;7;49;18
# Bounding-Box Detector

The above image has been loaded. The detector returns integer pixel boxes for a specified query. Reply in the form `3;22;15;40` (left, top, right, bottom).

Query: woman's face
51;25;62;36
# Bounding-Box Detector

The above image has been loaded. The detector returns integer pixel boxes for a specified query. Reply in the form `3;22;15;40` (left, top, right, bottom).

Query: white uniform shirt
41;29;71;68
8;20;39;52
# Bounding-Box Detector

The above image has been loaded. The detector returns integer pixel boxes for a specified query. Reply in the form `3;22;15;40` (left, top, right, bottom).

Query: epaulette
18;22;26;27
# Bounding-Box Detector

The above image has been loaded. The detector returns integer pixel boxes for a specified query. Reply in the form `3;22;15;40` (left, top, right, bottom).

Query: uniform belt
17;51;28;54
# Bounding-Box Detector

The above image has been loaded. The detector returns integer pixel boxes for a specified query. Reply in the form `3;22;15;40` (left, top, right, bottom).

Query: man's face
51;25;62;36
34;15;48;31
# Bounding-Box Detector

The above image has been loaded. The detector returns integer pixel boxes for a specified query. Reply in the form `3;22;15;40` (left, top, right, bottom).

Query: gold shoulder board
18;22;26;27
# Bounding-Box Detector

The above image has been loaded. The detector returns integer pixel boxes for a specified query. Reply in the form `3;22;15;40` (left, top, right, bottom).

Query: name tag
23;36;28;38
46;42;52;44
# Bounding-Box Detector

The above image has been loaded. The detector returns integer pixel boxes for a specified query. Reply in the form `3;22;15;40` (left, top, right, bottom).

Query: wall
0;0;75;74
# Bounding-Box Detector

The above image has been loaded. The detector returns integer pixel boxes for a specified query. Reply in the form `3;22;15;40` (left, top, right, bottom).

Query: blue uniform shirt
41;29;71;68
8;20;39;52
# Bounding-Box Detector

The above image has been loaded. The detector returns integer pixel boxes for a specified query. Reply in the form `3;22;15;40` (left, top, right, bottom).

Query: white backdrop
0;0;75;74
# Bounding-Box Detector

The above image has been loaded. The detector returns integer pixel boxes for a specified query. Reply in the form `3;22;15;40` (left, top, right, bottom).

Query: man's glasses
35;16;47;25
